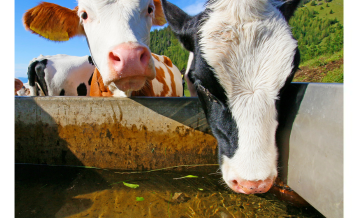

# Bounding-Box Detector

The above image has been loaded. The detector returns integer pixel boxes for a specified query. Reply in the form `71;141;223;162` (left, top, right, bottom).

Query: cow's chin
113;76;147;93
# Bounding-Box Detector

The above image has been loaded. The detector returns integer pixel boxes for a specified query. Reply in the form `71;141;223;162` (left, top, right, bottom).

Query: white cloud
183;0;206;16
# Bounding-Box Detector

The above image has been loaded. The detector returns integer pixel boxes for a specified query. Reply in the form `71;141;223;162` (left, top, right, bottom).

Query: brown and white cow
23;1;183;97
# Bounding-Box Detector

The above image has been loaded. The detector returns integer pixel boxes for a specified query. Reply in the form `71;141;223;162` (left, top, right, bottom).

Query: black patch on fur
27;60;39;87
88;56;94;65
162;0;236;161
59;89;65;96
31;59;49;96
278;0;302;22
77;83;87;96
195;81;239;162
88;73;93;86
161;0;208;52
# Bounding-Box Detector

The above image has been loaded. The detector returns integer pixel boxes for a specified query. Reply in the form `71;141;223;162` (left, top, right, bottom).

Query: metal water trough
15;82;343;218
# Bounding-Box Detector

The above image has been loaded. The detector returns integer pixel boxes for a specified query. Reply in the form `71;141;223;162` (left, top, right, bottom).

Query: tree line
289;6;343;63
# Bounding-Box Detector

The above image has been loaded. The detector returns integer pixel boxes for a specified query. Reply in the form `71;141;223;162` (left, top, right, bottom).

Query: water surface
15;164;324;218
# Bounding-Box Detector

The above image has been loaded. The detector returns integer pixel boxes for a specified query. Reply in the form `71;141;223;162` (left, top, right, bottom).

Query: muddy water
15;164;324;218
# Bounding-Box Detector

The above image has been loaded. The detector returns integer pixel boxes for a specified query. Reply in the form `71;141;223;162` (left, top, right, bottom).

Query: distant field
302;0;343;24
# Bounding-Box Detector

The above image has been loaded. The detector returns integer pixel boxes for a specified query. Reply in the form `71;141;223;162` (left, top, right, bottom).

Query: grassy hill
293;49;343;83
301;0;343;24
291;0;343;83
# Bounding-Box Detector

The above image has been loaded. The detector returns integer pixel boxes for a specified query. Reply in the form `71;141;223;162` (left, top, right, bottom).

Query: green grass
304;0;343;24
321;67;343;83
295;49;343;83
299;49;343;68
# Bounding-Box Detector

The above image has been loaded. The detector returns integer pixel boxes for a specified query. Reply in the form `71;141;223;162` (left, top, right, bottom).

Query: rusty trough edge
15;96;218;171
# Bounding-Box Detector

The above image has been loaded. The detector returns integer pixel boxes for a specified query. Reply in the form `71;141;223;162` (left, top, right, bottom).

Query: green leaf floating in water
136;197;144;201
173;175;199;180
123;182;139;189
184;175;198;178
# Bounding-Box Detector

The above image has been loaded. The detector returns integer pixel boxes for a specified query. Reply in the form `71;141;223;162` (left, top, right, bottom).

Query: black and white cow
27;54;95;96
161;0;301;194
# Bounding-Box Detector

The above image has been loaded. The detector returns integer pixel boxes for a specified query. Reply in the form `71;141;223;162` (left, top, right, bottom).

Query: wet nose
108;43;153;80
230;178;274;194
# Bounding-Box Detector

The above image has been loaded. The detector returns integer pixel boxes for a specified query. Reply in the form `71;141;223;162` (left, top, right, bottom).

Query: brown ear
15;79;23;92
153;0;167;26
23;2;85;41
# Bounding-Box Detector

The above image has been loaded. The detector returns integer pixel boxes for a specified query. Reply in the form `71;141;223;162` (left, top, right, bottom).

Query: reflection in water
15;164;324;218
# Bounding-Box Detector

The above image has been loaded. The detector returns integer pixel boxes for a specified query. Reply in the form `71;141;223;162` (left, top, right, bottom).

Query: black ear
278;0;302;22
161;0;201;52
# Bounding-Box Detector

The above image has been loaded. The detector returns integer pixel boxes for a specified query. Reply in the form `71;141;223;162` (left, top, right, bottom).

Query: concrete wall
286;84;343;218
15;83;343;217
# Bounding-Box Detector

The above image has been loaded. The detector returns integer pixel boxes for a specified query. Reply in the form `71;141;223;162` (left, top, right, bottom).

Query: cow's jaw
198;0;298;194
108;82;132;97
77;0;156;95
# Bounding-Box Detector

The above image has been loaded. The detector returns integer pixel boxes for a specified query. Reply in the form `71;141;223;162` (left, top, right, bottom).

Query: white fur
28;54;95;96
185;52;197;97
199;0;297;182
17;83;29;96
77;0;155;91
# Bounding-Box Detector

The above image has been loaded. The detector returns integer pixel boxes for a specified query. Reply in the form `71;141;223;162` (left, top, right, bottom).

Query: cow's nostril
232;180;238;186
109;52;120;62
139;50;150;66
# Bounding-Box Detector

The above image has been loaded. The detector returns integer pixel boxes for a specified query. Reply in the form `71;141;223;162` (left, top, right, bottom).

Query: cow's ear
160;0;198;52
15;79;23;92
153;0;167;26
23;2;85;41
278;0;302;22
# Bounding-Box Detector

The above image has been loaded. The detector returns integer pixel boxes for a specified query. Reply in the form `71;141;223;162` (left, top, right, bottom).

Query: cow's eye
148;7;153;14
81;12;88;20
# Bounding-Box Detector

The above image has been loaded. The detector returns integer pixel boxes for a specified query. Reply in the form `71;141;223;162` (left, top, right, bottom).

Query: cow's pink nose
230;178;274;194
108;43;154;80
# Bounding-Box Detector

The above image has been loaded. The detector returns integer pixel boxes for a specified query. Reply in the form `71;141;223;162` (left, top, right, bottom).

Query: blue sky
14;0;206;78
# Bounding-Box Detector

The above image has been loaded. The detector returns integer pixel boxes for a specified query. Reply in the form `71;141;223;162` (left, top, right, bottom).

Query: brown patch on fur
151;53;161;62
164;65;178;97
90;68;114;97
131;80;156;97
15;79;23;95
23;2;84;41
154;66;170;96
15;79;23;92
153;0;167;26
162;56;173;68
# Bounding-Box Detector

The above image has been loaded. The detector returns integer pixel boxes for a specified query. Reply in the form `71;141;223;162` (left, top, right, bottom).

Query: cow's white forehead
77;0;152;9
